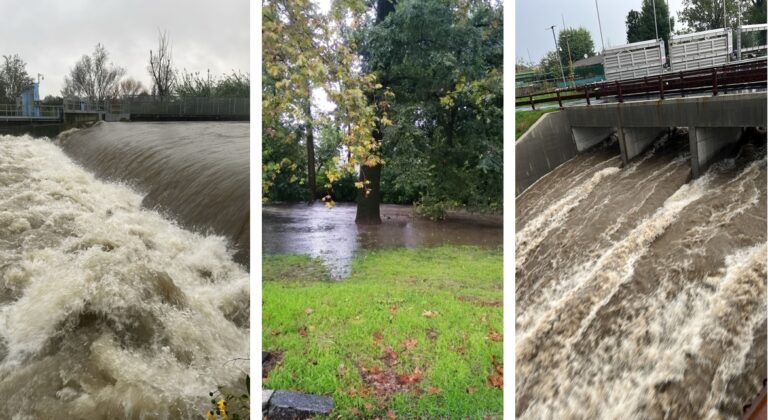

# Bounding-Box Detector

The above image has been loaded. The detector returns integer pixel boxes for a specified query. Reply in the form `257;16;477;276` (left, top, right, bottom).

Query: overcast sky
1;0;249;98
516;0;688;64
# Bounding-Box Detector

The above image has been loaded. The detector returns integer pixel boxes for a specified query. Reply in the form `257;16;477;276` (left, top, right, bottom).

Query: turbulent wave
0;135;249;419
57;122;250;267
516;132;767;419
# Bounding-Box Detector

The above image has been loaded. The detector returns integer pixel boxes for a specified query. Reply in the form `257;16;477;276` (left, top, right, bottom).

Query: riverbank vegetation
262;246;503;418
263;0;503;219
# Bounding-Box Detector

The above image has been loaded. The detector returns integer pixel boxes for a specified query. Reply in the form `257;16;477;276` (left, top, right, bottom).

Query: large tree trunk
305;103;316;202
355;162;382;224
355;0;395;224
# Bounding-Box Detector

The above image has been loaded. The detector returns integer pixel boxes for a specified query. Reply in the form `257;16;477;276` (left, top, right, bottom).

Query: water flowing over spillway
57;122;250;267
516;132;767;419
0;134;249;419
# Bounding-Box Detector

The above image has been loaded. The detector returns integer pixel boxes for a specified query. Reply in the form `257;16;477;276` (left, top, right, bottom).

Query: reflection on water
262;203;502;277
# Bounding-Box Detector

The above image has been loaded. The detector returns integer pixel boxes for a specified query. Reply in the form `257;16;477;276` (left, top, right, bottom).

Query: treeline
263;0;503;218
0;30;248;105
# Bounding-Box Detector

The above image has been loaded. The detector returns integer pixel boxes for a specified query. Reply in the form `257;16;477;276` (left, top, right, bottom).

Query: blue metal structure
20;82;40;117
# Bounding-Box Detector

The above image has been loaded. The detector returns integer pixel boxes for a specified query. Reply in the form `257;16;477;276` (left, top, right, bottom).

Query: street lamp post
547;25;567;86
652;0;659;40
595;0;605;52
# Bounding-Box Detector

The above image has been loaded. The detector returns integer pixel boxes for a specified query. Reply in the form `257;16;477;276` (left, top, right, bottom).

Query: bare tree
117;77;148;97
62;43;125;102
0;54;34;103
148;30;176;96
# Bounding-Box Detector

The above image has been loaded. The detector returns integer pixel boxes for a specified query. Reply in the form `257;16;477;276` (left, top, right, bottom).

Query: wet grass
262;246;503;418
515;108;558;140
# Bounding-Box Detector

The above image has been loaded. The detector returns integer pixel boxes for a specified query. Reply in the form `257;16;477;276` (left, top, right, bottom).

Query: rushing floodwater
516;131;767;419
263;203;503;277
58;122;250;266
0;133;249;419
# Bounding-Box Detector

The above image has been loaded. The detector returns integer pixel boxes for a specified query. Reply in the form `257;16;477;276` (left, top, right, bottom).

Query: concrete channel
516;92;767;196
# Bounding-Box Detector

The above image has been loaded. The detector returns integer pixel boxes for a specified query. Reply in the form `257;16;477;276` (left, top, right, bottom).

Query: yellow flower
206;410;215;420
217;400;229;420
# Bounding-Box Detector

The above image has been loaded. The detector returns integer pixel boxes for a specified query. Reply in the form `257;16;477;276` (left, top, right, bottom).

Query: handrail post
556;89;562;109
659;75;665;100
530;95;535;110
585;86;591;106
712;68;718;96
679;72;685;97
616;81;623;103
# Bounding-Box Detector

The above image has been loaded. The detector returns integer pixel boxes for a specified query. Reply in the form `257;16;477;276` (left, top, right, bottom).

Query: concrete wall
516;111;578;196
619;127;666;162
572;127;615;151
566;93;767;175
689;127;744;177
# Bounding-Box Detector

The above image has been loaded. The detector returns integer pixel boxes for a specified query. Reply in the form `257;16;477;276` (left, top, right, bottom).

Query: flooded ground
262;203;502;277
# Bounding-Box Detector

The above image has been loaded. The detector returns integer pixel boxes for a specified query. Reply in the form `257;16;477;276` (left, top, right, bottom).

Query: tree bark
355;0;395;224
355;161;382;224
305;102;316;202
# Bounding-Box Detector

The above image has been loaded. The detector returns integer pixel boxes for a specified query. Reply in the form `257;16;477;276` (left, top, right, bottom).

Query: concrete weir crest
516;93;767;196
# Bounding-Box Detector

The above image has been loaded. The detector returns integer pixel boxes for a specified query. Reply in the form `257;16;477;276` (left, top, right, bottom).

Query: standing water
516;131;767;419
263;203;503;277
0;133;249;419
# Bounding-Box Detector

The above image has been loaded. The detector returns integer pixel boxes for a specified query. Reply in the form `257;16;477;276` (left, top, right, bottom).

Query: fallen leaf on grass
427;386;442;395
487;331;503;342
373;330;384;344
397;367;423;385
383;346;399;364
422;310;438;318
403;338;418;350
337;363;347;377
480;314;488;322
298;326;307;337
487;373;503;389
364;403;375;411
466;386;478;394
487;356;503;389
426;328;439;340
389;305;398;315
387;410;397;420
304;307;314;315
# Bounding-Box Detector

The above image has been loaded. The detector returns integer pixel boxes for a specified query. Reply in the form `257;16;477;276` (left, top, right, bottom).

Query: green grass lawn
262;246;503;419
515;108;558;140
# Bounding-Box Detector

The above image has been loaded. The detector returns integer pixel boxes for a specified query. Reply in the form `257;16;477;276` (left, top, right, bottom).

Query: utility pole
653;0;659;40
595;0;605;52
547;25;567;86
737;0;742;60
562;14;573;86
723;0;727;29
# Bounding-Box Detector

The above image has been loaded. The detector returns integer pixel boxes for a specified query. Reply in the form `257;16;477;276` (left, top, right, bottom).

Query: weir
516;92;767;195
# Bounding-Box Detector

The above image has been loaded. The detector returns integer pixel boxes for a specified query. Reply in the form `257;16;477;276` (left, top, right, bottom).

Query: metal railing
515;58;767;110
0;104;63;118
122;96;249;117
62;95;249;118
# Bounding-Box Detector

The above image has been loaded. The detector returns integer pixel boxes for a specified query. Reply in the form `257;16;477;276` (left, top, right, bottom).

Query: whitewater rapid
0;134;249;419
516;131;767;419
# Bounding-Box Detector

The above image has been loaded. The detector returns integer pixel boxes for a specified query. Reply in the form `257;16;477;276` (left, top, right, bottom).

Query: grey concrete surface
690;127;744;177
516;111;578;196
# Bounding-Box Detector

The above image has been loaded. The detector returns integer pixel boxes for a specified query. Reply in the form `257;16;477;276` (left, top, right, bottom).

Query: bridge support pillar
689;127;743;178
571;127;615;151
618;127;666;165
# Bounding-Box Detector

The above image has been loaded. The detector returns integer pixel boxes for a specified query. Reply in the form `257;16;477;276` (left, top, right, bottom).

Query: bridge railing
0;104;63;118
63;96;249;118
120;96;249;117
516;58;767;110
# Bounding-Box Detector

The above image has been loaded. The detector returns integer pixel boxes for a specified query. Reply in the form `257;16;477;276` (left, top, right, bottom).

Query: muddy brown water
516;131;767;419
58;122;250;267
262;203;503;278
0;133;249;418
